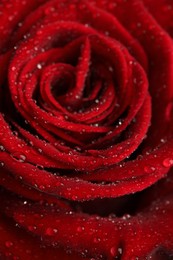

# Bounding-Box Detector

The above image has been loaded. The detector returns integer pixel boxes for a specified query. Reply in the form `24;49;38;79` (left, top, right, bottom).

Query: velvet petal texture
0;0;173;259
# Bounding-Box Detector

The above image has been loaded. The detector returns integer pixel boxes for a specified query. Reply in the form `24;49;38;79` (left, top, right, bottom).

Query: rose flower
0;0;173;259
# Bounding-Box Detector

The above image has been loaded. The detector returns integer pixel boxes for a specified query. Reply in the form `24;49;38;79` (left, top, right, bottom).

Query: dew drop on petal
122;214;131;220
0;145;5;151
77;226;84;232
144;166;155;174
19;154;26;162
5;241;13;248
28;225;36;231
37;63;42;69
8;16;14;21
162;158;173;167
11;66;16;71
93;237;100;243
11;153;26;162
45;227;58;236
118;247;123;255
160;138;166;143
110;246;116;256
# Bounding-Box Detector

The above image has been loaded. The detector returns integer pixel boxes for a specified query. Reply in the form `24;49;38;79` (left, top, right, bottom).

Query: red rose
0;0;173;259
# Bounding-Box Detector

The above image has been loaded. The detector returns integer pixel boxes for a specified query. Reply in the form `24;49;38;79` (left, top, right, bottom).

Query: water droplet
11;66;16;71
108;66;113;72
144;166;155;173
77;226;84;232
72;195;77;200
93;237;100;243
28;225;36;231
162;158;173;167
11;153;26;162
75;146;82;152
5;241;13;248
129;60;134;65
118;247;123;255
36;164;43;170
37;63;42;69
160;138;166;143
45;227;58;236
122;214;131;220
19;154;26;162
0;162;4;167
133;78;137;84
118;119;123;125
8;16;14;21
105;31;110;36
110;246;116;256
0;145;5;151
66;211;73;215
44;6;55;15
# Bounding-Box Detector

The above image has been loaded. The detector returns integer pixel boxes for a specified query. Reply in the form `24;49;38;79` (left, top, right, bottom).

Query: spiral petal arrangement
0;0;173;259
